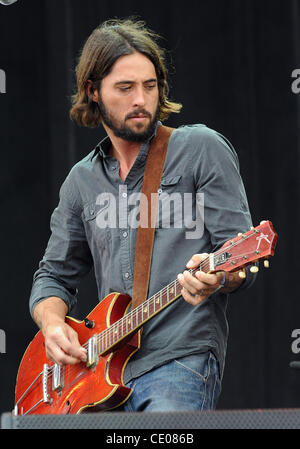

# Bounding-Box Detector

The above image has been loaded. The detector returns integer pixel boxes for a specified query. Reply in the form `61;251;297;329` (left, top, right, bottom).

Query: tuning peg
250;265;259;273
238;271;246;279
264;260;269;268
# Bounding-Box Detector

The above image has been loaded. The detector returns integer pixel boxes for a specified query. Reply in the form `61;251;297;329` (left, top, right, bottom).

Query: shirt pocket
159;175;182;193
157;175;183;228
82;200;112;249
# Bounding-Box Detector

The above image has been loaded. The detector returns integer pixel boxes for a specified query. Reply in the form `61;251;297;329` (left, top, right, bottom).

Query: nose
132;85;146;108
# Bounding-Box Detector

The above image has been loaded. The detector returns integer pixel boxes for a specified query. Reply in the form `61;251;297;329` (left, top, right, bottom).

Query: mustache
125;109;152;120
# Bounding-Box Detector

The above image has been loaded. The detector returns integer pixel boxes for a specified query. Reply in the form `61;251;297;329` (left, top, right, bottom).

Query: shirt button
122;192;127;198
158;188;163;194
122;231;128;238
124;272;129;279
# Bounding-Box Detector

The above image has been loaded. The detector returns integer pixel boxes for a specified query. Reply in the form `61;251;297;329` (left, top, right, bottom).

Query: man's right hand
33;297;87;366
42;320;87;365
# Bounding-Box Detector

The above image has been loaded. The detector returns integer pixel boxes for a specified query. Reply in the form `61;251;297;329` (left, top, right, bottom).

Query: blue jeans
117;351;221;412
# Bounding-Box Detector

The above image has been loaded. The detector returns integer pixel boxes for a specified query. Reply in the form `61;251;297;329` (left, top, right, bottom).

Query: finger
181;287;206;306
45;340;82;365
186;253;209;268
195;270;219;286
66;328;87;362
178;271;202;294
48;327;86;364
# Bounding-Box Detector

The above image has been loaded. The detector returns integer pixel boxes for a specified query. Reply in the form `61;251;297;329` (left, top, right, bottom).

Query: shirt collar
91;121;162;161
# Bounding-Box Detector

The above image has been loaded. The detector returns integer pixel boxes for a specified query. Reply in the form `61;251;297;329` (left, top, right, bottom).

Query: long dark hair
70;18;182;128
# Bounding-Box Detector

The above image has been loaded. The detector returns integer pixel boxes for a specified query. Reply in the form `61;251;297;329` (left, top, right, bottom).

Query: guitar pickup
86;336;99;370
52;363;64;393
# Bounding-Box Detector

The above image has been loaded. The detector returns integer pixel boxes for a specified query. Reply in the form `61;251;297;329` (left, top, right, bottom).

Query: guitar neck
96;253;221;356
93;219;277;357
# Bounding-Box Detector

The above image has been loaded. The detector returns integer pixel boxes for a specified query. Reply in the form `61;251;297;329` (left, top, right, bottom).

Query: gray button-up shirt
29;122;255;381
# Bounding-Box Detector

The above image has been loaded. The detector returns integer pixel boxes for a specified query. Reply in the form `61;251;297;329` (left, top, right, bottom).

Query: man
29;18;255;411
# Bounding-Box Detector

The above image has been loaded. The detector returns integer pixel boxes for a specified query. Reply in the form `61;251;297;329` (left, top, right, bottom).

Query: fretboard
95;260;212;357
87;221;276;358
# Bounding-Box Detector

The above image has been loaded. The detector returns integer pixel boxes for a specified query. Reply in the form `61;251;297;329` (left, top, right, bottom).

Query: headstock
212;220;278;276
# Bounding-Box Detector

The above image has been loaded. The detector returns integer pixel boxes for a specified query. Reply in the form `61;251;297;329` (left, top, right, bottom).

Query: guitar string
85;233;260;353
46;232;261;382
17;227;269;411
44;230;263;384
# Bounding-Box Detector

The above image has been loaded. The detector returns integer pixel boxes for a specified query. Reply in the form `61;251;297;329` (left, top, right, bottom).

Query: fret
127;316;132;332
163;290;167;306
97;335;100;355
118;321;121;341
99;334;103;354
155;294;160;307
150;296;153;314
119;317;121;338
121;317;124;338
150;298;154;316
143;304;149;319
97;335;101;354
114;322;118;345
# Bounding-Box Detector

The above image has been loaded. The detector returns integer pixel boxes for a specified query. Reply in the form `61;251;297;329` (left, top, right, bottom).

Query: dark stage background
0;0;300;416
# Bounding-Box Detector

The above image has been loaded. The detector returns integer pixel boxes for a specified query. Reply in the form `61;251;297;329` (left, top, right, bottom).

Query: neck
104;126;143;181
110;137;142;167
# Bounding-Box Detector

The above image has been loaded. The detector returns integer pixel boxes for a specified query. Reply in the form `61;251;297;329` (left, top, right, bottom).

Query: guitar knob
238;232;243;237
260;220;267;225
238;271;246;279
264;260;269;268
250;265;259;273
84;319;95;329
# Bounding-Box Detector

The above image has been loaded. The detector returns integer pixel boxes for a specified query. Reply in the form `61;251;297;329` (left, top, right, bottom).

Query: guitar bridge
42;364;52;404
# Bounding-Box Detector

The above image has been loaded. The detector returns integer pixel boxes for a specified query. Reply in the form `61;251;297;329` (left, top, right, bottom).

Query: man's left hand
177;253;225;306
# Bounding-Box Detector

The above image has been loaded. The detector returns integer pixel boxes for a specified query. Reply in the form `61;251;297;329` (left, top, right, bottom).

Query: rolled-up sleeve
29;171;93;317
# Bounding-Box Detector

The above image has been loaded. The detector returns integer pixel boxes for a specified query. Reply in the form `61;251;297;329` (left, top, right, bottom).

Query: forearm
32;297;68;331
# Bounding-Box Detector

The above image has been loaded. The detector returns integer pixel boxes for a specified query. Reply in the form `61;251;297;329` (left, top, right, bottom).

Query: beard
97;95;160;143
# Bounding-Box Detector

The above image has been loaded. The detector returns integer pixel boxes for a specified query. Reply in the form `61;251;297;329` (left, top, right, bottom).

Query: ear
86;80;99;103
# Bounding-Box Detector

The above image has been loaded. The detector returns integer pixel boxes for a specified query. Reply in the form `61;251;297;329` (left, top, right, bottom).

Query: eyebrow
115;78;158;86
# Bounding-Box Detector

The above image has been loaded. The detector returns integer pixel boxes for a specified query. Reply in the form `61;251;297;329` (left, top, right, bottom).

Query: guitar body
15;292;140;415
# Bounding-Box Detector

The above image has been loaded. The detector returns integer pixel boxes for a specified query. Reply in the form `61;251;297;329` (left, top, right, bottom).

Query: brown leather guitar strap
131;125;175;309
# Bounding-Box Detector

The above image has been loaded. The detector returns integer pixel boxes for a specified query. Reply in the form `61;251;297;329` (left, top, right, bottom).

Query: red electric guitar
14;220;277;415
